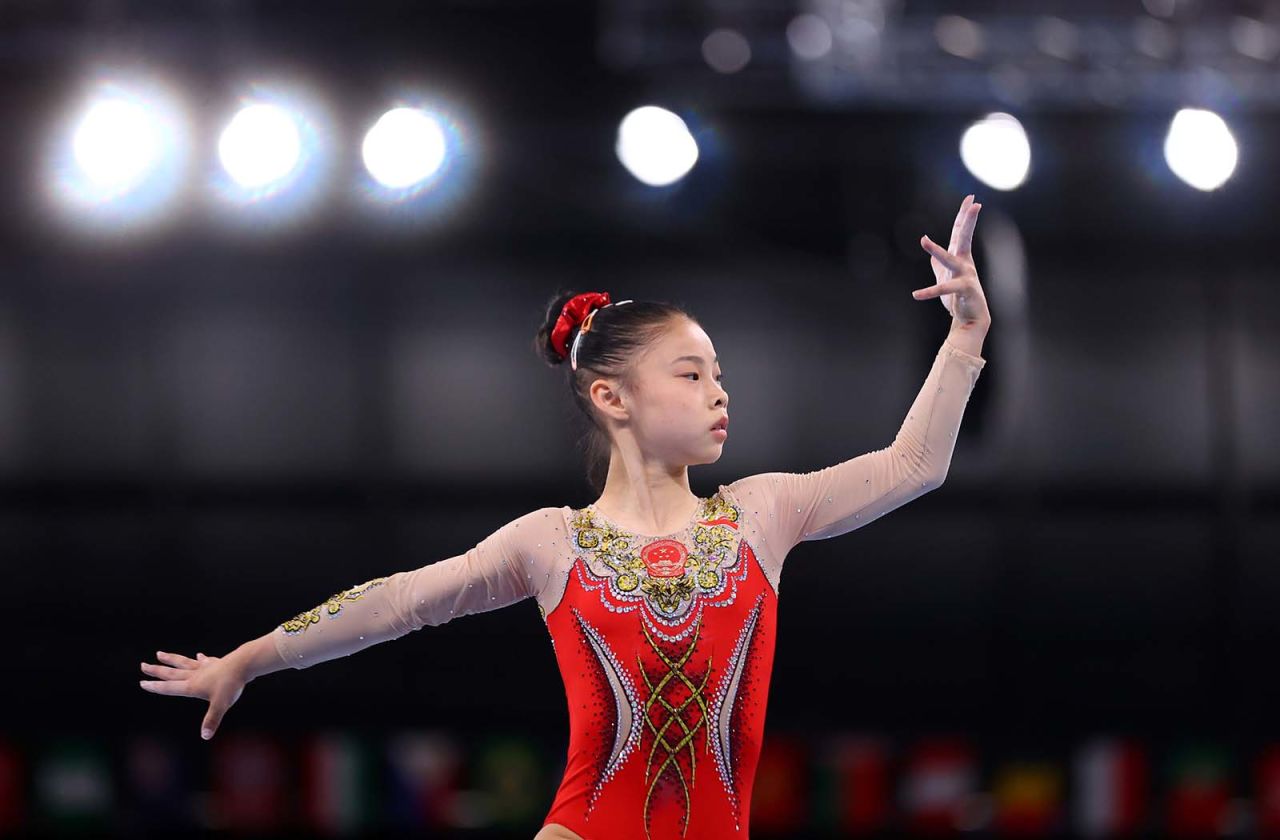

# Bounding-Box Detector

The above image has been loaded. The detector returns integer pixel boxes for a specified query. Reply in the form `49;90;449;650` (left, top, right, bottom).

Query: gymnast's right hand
140;650;246;741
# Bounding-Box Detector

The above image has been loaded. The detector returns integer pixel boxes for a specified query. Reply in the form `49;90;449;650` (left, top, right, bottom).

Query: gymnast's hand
913;194;992;329
140;650;246;741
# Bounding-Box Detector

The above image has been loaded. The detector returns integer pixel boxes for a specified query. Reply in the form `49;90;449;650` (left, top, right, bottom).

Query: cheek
640;390;699;430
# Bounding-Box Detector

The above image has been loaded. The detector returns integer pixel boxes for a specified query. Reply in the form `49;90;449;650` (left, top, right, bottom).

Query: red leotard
542;494;774;839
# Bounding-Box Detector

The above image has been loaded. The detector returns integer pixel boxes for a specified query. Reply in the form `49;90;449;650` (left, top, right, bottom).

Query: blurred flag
385;731;462;829
0;739;25;832
125;735;191;830
34;740;114;831
477;736;545;828
750;734;808;833
1075;737;1147;837
210;733;287;831
1254;744;1280;837
302;731;374;834
900;737;977;835
1164;744;1231;838
814;734;890;834
992;759;1062;836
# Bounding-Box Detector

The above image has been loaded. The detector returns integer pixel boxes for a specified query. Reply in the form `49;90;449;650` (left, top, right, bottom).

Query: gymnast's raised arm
726;194;992;567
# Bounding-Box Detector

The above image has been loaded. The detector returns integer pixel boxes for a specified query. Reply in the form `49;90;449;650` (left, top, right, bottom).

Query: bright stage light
616;106;699;187
48;78;189;227
218;103;303;189
959;112;1031;191
1164;108;1237;191
354;96;479;223
72;97;161;191
362;107;446;189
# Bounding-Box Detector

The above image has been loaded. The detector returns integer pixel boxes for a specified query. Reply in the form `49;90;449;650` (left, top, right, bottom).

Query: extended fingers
955;201;982;255
920;235;965;272
947;194;975;251
141;662;188;680
140;679;192;696
912;281;966;300
156;650;199;669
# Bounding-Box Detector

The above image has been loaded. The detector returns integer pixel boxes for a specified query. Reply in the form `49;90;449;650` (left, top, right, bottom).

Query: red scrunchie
550;291;611;360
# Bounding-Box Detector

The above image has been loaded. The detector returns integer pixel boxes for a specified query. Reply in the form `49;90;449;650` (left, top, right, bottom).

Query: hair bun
534;289;583;366
551;292;612;362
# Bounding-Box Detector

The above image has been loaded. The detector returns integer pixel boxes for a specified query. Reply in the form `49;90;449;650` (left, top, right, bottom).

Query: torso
538;490;779;840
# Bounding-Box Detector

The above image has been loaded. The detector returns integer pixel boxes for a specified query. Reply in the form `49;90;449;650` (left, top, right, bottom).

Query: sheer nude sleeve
271;507;563;669
723;338;986;592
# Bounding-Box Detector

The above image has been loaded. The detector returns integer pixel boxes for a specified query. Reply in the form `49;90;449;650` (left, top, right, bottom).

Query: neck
594;441;697;535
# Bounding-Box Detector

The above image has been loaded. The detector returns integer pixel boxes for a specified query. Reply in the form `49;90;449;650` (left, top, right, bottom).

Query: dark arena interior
4;0;1280;838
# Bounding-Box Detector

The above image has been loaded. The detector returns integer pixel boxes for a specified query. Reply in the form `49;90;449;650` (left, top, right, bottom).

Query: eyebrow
671;355;720;365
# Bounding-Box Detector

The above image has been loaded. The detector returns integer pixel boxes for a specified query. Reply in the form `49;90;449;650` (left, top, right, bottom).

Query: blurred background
3;0;1280;836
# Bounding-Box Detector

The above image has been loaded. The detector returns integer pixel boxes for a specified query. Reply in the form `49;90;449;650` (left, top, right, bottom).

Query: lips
711;416;729;431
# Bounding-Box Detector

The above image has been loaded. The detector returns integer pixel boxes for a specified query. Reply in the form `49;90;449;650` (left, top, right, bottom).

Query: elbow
917;462;949;492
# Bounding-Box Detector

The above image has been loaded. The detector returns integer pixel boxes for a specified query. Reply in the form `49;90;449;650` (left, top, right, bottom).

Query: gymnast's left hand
913;194;992;329
140;650;246;741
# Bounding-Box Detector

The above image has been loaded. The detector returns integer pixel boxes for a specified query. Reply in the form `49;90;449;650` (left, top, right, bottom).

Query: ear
589;377;629;423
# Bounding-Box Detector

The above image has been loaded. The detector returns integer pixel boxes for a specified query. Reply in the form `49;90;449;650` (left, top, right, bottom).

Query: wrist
950;315;991;332
223;646;256;683
226;635;278;683
946;319;989;357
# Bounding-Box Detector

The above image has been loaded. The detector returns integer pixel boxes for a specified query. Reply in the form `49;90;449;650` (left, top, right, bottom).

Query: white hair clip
570;299;634;371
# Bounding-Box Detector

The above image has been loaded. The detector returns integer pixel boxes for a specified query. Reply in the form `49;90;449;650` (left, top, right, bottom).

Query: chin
697;447;725;465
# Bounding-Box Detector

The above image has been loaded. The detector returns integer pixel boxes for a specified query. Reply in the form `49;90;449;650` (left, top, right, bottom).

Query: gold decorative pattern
280;577;389;635
698;493;739;526
639;573;697;614
569;491;742;619
570;507;643;588
638;619;713;839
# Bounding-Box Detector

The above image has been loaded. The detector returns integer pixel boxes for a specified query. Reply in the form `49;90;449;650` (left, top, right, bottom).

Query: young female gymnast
141;194;990;840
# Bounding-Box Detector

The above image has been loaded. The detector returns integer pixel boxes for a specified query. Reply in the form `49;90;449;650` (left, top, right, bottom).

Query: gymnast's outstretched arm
139;507;559;740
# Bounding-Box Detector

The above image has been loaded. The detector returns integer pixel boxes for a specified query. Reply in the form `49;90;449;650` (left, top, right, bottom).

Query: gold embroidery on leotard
280;577;389;635
638;619;713;839
569;491;742;618
698;493;739;526
571;509;644;591
640;573;697;614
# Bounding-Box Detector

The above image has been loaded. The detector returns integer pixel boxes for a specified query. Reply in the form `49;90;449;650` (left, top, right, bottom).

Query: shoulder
512;505;569;523
721;472;789;504
487;505;572;548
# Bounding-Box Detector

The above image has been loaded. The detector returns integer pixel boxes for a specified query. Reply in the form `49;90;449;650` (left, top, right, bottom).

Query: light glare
362;107;447;189
616;106;699;187
48;78;190;228
219;103;303;188
72;98;162;191
959;112;1031;191
1164;108;1237;191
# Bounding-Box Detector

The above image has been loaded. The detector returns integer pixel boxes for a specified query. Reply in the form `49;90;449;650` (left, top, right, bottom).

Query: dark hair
534;289;695;494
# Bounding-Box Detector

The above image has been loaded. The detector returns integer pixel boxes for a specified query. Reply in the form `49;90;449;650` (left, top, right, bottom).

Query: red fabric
550;292;611;360
541;513;777;840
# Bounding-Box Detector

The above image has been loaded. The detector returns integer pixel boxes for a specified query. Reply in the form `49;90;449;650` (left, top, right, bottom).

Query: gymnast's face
598;317;729;466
